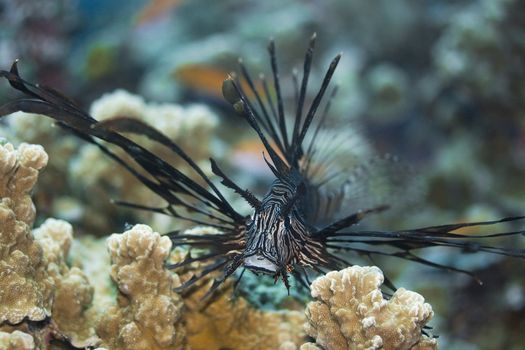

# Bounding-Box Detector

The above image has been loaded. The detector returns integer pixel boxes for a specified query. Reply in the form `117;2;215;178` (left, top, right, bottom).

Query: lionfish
1;35;524;297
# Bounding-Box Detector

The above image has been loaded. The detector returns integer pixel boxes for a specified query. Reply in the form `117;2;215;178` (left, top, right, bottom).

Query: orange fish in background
136;0;183;26
173;64;268;100
174;64;230;99
231;137;288;178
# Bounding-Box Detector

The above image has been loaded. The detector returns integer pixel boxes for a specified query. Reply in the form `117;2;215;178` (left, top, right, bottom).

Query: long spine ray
293;53;341;161
292;33;316;153
238;59;286;154
268;39;289;150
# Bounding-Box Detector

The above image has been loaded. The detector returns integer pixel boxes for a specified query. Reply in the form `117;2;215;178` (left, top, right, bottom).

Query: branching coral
0;142;53;324
33;218;100;348
0;142;100;348
89;89;218;158
301;266;437;350
97;224;188;350
0;330;36;350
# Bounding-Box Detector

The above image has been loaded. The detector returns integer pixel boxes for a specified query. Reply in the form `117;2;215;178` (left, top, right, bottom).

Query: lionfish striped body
1;34;524;296
244;175;326;276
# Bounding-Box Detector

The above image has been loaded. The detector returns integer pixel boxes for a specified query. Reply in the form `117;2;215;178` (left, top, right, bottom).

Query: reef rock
301;266;437;350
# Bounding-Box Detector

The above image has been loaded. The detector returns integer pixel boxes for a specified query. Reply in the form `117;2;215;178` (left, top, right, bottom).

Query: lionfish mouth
243;254;278;274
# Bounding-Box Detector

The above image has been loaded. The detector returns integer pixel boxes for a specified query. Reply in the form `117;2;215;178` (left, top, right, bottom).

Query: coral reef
88;89;218;159
96;223;307;350
76;89;218;209
97;224;187;350
2;2;525;348
0;141;443;350
301;266;437;350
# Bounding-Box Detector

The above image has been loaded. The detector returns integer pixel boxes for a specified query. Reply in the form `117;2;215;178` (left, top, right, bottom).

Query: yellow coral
301;266;437;350
98;224;187;350
186;288;306;350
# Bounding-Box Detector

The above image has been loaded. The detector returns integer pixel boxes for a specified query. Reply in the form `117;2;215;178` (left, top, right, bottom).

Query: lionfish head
242;179;308;275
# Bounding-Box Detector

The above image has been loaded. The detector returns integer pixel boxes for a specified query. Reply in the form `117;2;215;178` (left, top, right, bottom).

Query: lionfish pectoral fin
173;259;229;294
200;278;225;301
199;257;244;300
110;199;172;215
290;269;310;290
326;216;525;285
2;60;39;99
316;205;390;236
92;117;243;221
1;62;245;231
411;215;525;236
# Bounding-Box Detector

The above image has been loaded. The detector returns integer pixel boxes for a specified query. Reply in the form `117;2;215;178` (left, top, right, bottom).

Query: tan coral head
302;266;438;350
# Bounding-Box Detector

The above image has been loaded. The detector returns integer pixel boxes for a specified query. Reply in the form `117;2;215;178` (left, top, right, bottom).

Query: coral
33;218;100;348
89;89;147;121
0;330;35;350
97;224;188;350
89;89;218;157
185;283;306;350
0;142;53;324
301;266;437;350
1;112;89;226
69;234;114;313
0;142;100;348
0;142;444;350
71;90;219;232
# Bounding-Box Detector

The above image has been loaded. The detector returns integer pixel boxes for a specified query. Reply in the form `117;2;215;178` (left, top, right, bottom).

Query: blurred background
0;0;524;349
